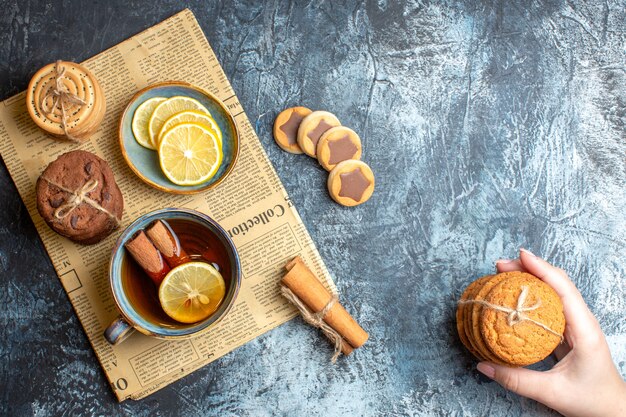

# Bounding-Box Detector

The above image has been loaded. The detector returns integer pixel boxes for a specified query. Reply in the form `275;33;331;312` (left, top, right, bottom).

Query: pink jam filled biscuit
327;160;375;207
273;106;312;154
316;126;362;171
297;111;341;158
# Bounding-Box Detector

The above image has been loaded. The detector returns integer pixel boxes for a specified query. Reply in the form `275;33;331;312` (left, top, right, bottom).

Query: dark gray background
1;1;624;416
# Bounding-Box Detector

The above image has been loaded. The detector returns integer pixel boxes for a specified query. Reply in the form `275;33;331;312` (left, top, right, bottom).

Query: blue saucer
118;82;239;194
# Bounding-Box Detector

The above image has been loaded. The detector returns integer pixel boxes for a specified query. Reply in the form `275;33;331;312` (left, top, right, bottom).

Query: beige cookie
26;60;106;142
457;275;492;361
316;126;362;171
480;272;565;366
469;273;511;365
297;111;341;158
327;160;375;206
273;106;312;154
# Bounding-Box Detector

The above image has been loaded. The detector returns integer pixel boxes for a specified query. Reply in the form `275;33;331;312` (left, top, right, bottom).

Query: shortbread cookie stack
273;106;374;207
26;60;106;142
456;271;565;366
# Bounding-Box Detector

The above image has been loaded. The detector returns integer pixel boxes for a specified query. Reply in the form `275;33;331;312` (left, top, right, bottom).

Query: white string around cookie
40;61;87;143
459;285;564;341
40;177;120;225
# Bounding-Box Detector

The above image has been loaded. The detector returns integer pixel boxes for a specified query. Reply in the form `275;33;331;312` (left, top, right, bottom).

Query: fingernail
520;248;536;257
496;259;514;264
477;362;495;379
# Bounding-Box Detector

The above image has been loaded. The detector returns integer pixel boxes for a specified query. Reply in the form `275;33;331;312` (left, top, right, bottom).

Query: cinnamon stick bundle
145;220;188;268
124;230;171;286
281;256;368;359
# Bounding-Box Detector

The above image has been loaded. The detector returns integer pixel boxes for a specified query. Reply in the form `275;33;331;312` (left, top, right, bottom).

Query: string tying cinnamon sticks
459;285;564;341
40;61;87;143
281;287;345;362
40;176;120;224
281;256;368;363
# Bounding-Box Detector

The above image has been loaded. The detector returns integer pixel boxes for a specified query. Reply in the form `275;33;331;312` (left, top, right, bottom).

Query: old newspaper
0;9;335;401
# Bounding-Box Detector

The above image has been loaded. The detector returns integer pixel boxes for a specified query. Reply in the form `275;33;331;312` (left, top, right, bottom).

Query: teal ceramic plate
119;81;239;194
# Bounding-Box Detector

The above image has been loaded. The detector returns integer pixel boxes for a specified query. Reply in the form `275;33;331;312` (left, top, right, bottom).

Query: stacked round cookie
456;271;565;366
273;107;374;206
26;60;106;143
36;150;124;245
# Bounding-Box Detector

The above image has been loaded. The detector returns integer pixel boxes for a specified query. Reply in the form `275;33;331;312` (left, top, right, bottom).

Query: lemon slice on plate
158;122;223;186
148;96;210;148
158;261;226;323
131;97;166;149
158;110;223;148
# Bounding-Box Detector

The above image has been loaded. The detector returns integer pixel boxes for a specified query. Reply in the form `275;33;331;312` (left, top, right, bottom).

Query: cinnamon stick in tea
125;230;170;286
282;256;368;352
145;219;188;268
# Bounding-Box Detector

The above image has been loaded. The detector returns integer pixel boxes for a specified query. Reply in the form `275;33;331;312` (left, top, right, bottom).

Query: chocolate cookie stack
36;150;123;244
26;60;106;143
456;271;565;366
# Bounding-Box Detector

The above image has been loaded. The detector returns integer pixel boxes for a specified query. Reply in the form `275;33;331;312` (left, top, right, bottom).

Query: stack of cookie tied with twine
273;107;375;207
456;271;565;366
36;150;124;245
26;60;106;143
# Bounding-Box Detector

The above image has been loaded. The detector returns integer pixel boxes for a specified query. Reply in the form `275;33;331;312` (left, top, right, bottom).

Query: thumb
477;362;555;402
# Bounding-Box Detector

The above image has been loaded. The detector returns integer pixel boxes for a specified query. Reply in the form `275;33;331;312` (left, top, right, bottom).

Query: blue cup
104;208;241;345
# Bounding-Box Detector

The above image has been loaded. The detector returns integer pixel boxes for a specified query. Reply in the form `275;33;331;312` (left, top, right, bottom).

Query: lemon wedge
158;122;222;186
158;261;226;324
148;96;210;148
158;110;222;149
131;97;166;149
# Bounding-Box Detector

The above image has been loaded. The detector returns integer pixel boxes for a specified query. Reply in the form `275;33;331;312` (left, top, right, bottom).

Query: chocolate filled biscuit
327;160;375;207
297;111;341;158
273;106;312;154
36;150;124;244
316;126;362;171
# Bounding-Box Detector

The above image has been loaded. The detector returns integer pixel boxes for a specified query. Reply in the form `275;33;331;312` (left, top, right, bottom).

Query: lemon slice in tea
131;96;166;149
158;261;226;324
158;110;223;148
158;122;223;186
148;96;210;148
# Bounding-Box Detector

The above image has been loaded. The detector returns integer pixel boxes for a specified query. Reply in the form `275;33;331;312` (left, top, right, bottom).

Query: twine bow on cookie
41;176;119;225
53;179;98;219
459;286;564;341
280;285;345;363
40;61;87;143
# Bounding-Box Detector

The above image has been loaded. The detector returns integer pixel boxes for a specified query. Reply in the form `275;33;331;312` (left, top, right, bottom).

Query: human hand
476;249;626;417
